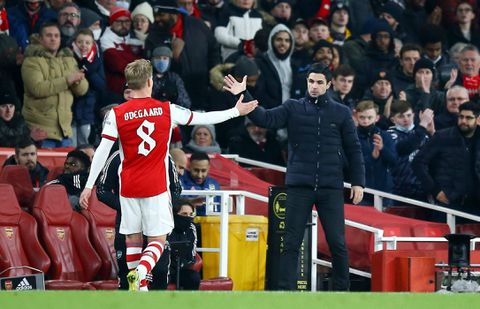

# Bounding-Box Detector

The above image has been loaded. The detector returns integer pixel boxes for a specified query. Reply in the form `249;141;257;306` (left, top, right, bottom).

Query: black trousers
278;187;349;291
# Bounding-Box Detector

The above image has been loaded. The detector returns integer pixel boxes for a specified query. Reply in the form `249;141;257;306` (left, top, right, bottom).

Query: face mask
153;59;170;73
92;28;102;41
395;124;415;133
173;214;193;231
357;124;376;135
116;1;130;9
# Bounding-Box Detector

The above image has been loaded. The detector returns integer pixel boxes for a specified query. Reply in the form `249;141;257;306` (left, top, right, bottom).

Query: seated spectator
47;150;90;211
2;138;49;189
228;118;285;166
184;124;221;154
354;100;396;205
387;100;434;201
435;85;469;130
167;198;200;290
180;152;220;216
131;2;154;42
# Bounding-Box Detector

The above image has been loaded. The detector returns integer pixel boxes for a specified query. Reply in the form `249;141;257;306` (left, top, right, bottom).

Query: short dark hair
390;100;412;116
419;24;445;46
459;101;480;117
333;64;355;79
173;198;194;214
307;63;332;82
66;150;91;169
400;43;422;59
190;152;210;162
14;138;36;156
39;22;61;36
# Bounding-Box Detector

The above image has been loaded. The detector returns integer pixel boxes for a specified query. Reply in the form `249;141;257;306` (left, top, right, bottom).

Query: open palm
223;74;246;95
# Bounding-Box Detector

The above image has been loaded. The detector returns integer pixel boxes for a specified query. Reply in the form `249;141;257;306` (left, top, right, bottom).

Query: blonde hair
355;100;379;114
124;59;153;90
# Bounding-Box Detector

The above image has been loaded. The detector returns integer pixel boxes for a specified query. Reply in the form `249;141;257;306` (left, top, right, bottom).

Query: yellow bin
196;215;268;290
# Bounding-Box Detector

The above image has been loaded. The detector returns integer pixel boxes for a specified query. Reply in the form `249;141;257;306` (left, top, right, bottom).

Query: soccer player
79;59;257;291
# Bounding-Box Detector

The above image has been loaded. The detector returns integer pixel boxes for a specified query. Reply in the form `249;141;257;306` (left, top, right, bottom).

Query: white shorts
119;191;174;237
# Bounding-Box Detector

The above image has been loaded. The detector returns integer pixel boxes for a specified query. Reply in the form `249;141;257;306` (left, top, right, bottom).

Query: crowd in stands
2;0;480;222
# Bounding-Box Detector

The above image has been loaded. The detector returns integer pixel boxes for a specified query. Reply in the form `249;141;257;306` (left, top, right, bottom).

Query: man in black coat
224;63;365;291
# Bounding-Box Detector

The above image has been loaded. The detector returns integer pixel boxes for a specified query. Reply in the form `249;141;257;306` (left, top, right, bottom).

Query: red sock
137;241;164;285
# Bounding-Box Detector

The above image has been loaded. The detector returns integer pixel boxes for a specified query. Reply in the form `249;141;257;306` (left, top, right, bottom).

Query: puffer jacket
0;113;30;147
21;35;88;141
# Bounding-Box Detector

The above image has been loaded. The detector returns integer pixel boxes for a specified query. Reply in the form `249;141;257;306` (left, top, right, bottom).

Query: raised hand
223;74;246;95
235;94;258;115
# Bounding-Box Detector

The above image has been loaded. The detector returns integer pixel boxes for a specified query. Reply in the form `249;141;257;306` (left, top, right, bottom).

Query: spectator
131;2;154;42
419;24;450;69
449;42;468;66
168;198;200;290
391;44;421;95
379;1;406;41
71;28;106;146
58;2;81;48
184;124;221;154
387;100;434;201
290;18;313;73
362;69;395;130
79;0;116;28
180;152;221;216
363;20;397;82
354;100;396;205
199;0;226;30
214;0;263;60
145;0;221;111
413;102;480;221
268;0;294;27
100;6;143;97
312;39;334;69
45;0;67;12
47;150;90;211
329;64;356;109
224;27;269;63
21;22;88;148
447;1;480;49
454;44;480;99
308;17;330;44
435;85;469;130
151;45;191;108
328;1;351;46
2;138;49;189
228;118;284;165
7;0;57;50
79;8;103;42
255;23;294;109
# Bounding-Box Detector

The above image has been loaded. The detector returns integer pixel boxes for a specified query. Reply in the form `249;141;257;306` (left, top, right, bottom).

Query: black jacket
0;113;31;147
247;93;365;189
255;53;283;109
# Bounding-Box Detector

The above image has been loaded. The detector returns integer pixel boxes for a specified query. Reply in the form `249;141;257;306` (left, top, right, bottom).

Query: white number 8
137;120;156;156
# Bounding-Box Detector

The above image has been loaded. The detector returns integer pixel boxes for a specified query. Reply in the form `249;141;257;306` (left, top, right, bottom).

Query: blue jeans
41;138;73;149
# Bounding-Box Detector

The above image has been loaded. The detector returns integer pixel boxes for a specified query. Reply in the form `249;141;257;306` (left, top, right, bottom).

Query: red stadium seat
32;185;117;290
46;166;64;182
199;277;234;290
0;165;35;212
81;188;118;281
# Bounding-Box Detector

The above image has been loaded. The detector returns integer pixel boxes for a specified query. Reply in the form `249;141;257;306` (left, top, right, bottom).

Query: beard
113;27;130;37
60;26;76;37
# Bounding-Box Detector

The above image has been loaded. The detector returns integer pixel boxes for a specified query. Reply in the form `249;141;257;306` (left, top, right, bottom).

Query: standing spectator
447;1;480;49
354;100;396;205
328;1;351;46
100;6;143;97
131;2;154;42
145;0;221;111
7;0;57;50
214;0;263;60
71;28;106;146
224;63;365;291
391;44;421;95
184;124;221;154
21;22;88;148
387;100;434;201
2;138;49;188
58;2;81;48
329;64;356;109
255;23;294;109
413;102;480;221
291;18;313;72
435;85;469;130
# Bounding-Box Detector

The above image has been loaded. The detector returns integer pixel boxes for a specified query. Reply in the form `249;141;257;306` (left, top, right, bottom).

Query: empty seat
0;165;35;211
81;188;118;281
32;185;117;290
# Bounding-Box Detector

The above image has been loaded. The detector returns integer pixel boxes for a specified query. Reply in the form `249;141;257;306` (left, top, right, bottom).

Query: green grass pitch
1;291;479;309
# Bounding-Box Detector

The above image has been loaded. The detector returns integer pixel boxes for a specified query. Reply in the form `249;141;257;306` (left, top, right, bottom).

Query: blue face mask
153;59;170;73
395;123;415;133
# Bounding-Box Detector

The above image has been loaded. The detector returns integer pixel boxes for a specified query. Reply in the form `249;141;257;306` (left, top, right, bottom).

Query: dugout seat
0;165;35;212
46;166;64;182
32;185;117;290
81;188;118;281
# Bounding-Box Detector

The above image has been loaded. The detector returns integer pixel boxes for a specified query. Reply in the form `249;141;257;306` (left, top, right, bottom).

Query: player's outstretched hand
223;74;246;95
235;94;258;116
79;188;92;210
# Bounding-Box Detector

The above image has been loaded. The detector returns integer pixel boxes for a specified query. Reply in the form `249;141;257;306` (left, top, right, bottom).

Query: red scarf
72;42;98;64
463;75;480;98
170;14;184;39
316;0;331;20
0;8;9;34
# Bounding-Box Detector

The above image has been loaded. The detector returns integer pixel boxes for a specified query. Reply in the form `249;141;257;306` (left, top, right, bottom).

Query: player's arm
171;94;258;126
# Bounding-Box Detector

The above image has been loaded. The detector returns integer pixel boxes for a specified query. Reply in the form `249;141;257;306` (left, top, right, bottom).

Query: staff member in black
224;64;365;291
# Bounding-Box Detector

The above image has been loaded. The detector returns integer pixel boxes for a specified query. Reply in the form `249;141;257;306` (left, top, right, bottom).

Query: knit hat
233;56;259;77
0;82;19;107
413;58;435;77
151;0;182;14
312;39;333;55
271;0;294;8
371;19;393;36
293;18;309;29
371;69;393;87
79;8;102;28
308;16;328;28
380;1;404;23
152;45;172;58
109;6;131;25
330;1;349;17
132;2;154;24
360;17;381;35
